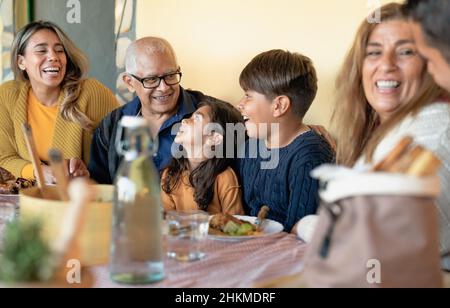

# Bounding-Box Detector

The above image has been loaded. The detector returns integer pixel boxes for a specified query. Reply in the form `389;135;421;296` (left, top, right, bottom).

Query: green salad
223;221;256;236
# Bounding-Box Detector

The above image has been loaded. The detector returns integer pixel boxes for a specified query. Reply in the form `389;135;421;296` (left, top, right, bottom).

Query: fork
254;206;270;231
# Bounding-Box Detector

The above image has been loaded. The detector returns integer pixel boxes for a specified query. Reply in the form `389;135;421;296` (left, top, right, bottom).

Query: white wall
136;0;402;129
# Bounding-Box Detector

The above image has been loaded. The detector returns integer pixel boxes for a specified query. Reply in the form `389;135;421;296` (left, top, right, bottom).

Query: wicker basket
19;185;113;266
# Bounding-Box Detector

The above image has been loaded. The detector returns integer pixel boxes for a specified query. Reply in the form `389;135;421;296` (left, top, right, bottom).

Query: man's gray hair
125;37;178;74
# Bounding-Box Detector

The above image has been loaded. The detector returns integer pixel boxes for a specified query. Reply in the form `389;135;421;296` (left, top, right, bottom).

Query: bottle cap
120;116;148;128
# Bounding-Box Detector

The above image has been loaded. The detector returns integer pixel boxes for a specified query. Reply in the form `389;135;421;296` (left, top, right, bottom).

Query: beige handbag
302;165;443;288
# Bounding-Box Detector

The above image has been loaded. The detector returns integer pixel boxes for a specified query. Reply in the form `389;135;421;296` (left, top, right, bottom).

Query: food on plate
0;167;36;195
209;214;263;236
0;167;16;183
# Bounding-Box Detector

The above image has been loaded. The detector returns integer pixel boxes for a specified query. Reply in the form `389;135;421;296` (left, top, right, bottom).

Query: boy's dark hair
162;99;244;211
239;49;318;119
402;0;450;63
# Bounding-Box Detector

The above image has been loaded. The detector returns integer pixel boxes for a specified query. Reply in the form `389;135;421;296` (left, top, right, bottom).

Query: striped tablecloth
92;233;307;288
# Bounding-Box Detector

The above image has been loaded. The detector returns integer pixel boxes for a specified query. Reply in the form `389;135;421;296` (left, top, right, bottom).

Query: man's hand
67;158;90;179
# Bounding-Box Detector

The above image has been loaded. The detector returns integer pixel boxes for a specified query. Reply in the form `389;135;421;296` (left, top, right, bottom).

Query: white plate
208;215;284;242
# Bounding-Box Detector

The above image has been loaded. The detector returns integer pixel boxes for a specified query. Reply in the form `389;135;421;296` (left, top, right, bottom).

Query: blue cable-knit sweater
238;130;334;231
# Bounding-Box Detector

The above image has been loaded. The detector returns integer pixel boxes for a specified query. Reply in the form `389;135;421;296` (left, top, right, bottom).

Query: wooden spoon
21;123;49;199
48;149;70;201
51;179;95;282
51;178;95;287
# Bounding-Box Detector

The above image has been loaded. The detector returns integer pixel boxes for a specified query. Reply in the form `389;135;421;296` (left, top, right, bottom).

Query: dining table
91;232;307;288
0;195;308;288
2;196;449;288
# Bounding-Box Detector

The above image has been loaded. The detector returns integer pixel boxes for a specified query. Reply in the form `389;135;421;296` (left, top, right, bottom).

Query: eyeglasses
129;71;182;89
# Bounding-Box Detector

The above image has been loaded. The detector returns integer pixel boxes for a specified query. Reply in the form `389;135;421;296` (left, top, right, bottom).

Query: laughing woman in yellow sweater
0;21;119;183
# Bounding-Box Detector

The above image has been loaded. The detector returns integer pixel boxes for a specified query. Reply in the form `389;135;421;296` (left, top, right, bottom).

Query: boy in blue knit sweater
237;50;334;231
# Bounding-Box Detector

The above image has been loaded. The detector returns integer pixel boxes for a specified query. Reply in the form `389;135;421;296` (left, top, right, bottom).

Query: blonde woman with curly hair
0;21;119;183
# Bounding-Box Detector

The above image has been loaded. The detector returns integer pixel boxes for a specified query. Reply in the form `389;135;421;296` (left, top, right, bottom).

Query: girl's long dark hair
162;99;244;210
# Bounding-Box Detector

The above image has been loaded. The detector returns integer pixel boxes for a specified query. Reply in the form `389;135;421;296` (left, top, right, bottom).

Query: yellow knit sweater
0;79;119;178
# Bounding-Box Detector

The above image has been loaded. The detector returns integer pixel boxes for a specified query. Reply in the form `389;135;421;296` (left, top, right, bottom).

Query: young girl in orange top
161;99;245;215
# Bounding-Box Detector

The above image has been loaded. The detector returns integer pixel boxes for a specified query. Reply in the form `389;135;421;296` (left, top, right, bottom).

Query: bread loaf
372;136;413;172
372;136;441;177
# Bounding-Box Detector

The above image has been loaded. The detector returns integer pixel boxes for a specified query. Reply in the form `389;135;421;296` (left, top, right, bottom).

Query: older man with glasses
88;37;223;184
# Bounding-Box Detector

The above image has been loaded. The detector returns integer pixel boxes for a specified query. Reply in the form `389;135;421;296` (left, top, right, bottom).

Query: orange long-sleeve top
0;79;119;180
161;167;245;215
21;90;59;179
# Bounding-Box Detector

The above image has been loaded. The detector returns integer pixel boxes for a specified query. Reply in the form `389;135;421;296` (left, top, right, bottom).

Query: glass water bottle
109;116;164;284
